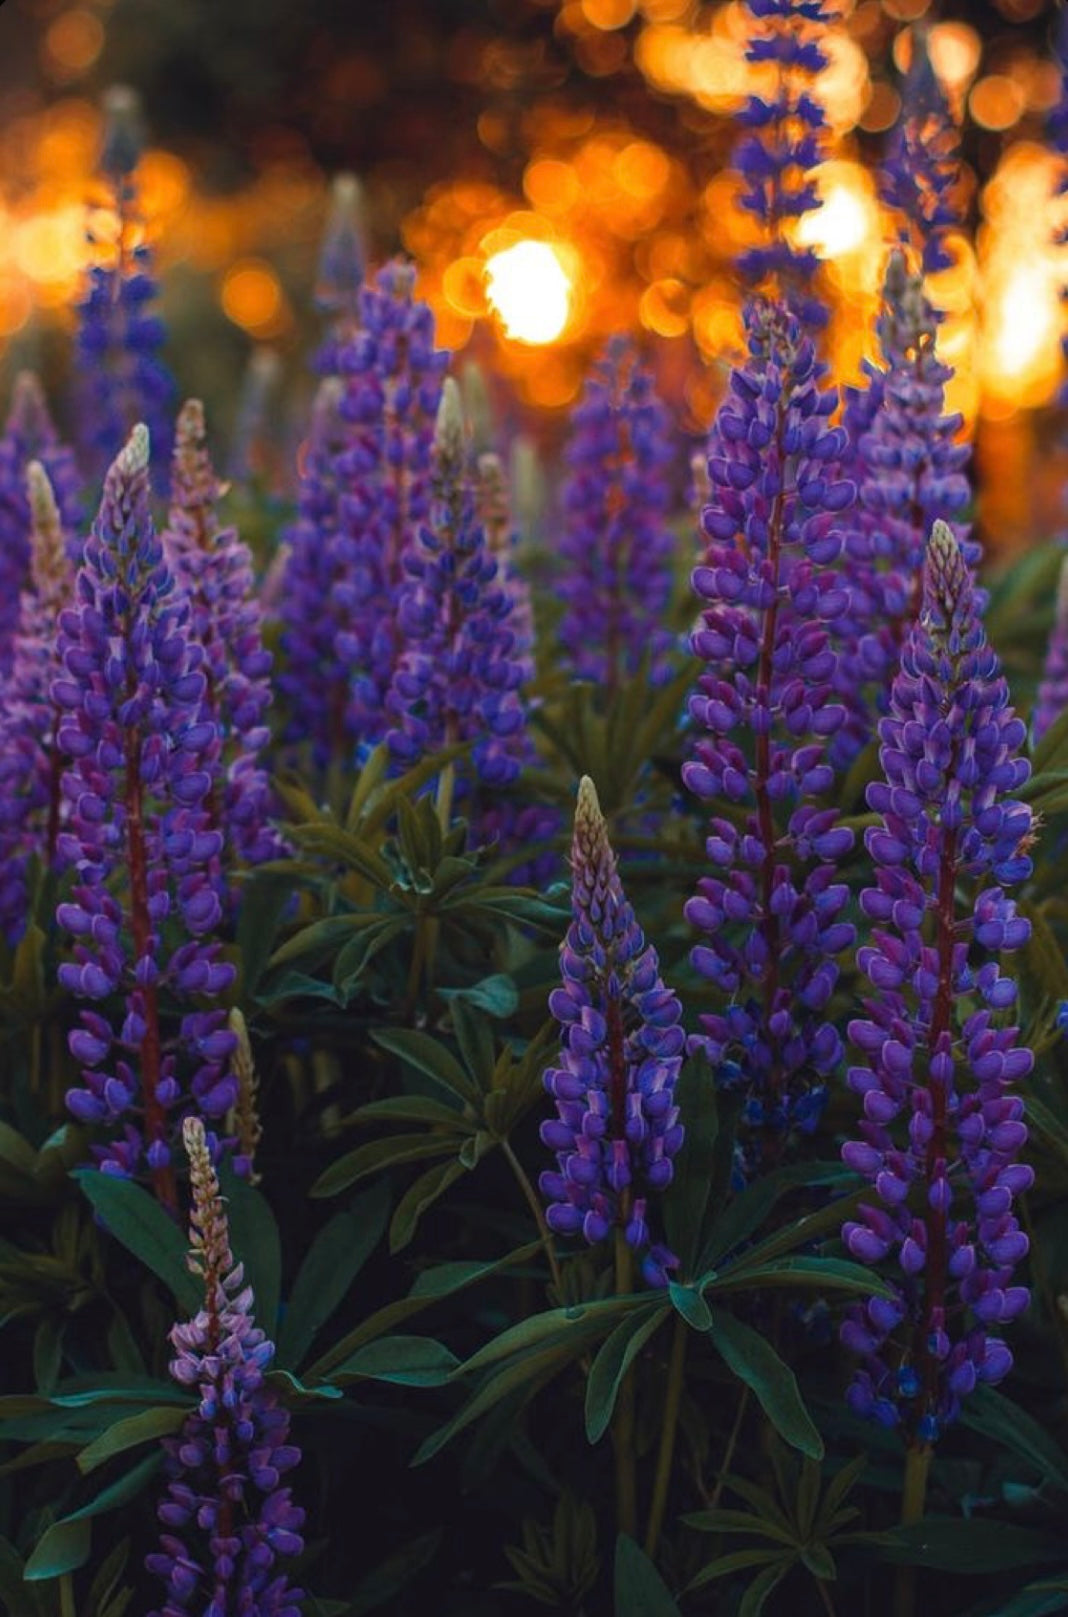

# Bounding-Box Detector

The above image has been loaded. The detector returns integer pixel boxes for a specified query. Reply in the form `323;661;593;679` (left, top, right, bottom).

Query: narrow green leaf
668;1282;713;1332
413;1342;577;1465
218;1165;282;1336
343;1529;443;1615
739;1562;788;1617
277;1182;390;1370
876;1519;1061;1574
73;1172;200;1315
711;1255;896;1300
685;1549;785;1594
460;1295;642;1377
77;1405;187;1475
614;1534;681;1617
701;1162;857;1271
331;1335;459;1386
708;1310;823;1460
370;1027;481;1106
23;1453;161;1580
389;1159;467;1252
961;1386;1068;1495
662;1053;719;1277
311;1135;456;1200
585;1305;667;1443
438;974;518;1019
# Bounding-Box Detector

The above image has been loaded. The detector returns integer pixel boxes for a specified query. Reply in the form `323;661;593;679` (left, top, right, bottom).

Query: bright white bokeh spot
795;171;875;260
484;241;571;344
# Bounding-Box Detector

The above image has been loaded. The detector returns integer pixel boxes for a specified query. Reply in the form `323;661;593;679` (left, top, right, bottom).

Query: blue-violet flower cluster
880;34;961;275
842;520;1034;1445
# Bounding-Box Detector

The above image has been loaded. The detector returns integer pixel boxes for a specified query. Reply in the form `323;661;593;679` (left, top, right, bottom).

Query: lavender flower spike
147;1115;305;1617
557;340;676;693
881;30;962;275
164;398;278;873
684;298;855;1157
0;372;81;667
540;776;685;1287
314;172;367;376
0;463;75;943
55;426;235;1206
385;377;529;793
1034;556;1068;744
842;520;1034;1445
733;0;838;330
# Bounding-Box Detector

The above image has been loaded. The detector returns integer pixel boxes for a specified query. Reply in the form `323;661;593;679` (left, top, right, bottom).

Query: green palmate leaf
707;1310;823;1461
438;974;518;1019
459;1296;645;1377
662;1053;719;1277
73;1172;200;1315
218;1165;282;1336
343;1529;443;1616
961;1386;1068;1494
614;1534;681;1617
76;1404;187;1475
288;822;394;888
584;1304;668;1443
334;919;409;1000
700;1162;858;1271
370;1027;482;1107
304;1241;542;1381
268;912;384;973
389;1159;468;1252
23;1452;162;1579
714;1183;866;1278
358;740;469;840
276;1182;391;1370
350;1095;469;1128
668;1282;713;1332
413;1339;581;1466
875;1519;1062;1574
447;999;496;1091
685;1549;787;1594
331;1335;459;1386
311;1135;458;1200
253;969;344;1007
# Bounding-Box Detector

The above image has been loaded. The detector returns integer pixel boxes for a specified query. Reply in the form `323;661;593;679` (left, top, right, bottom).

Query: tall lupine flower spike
279;260;448;765
834;250;975;765
226;1008;263;1186
164;399;278;875
881;31;962;275
733;0;838;330
0;373;81;668
385;378;529;796
55;426;236;1205
314;172;366;377
1034;556;1068;744
540;777;685;1286
73;85;174;479
557;341;676;694
684;299;855;1162
147;1115;305;1617
841;521;1034;1446
0;464;75;943
228;348;283;488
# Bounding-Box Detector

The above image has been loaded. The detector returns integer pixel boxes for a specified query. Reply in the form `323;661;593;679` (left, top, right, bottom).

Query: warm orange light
969;75;1025;134
524;158;581;215
221;259;283;332
639;277;689;337
484;241;572;344
581;0;637;28
14;207;86;285
42;10;105;79
795;162;881;261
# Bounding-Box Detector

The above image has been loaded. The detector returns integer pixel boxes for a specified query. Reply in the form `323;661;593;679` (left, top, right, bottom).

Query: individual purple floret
1034;557;1068;744
164;399;279;874
314;172;366;377
385;377;529;797
73;86;174;481
147;1115;305;1617
0;464;76;944
733;0;837;330
841;520;1034;1446
557;341;676;694
834;250;975;765
881;31;961;276
0;373;82;668
279;260;447;768
540;776;685;1287
54;425;235;1208
683;298;855;1157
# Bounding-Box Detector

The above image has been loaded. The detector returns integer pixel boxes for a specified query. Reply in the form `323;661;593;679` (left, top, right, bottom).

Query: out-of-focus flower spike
74;86;175;479
0;373;81;667
1035;556;1068;743
510;434;545;549
314;172;367;375
461;359;495;455
226;1009;263;1186
540;776;685;1286
147;1115;305;1616
0;461;76;944
164;399;279;875
842;520;1034;1445
881;29;962;276
477;450;535;674
227;347;283;487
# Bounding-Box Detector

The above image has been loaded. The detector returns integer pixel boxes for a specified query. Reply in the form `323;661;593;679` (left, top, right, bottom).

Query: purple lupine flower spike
684;298;855;1160
833;250;975;765
314;172;367;377
557;340;676;694
733;0;837;330
842;520;1034;1446
881;30;961;276
0;464;75;943
385;377;529;793
147;1115;305;1617
476;449;535;679
54;425;236;1207
540;776;685;1287
73;86;174;480
227;349;283;489
164;399;279;874
1034;556;1068;744
0;373;81;668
